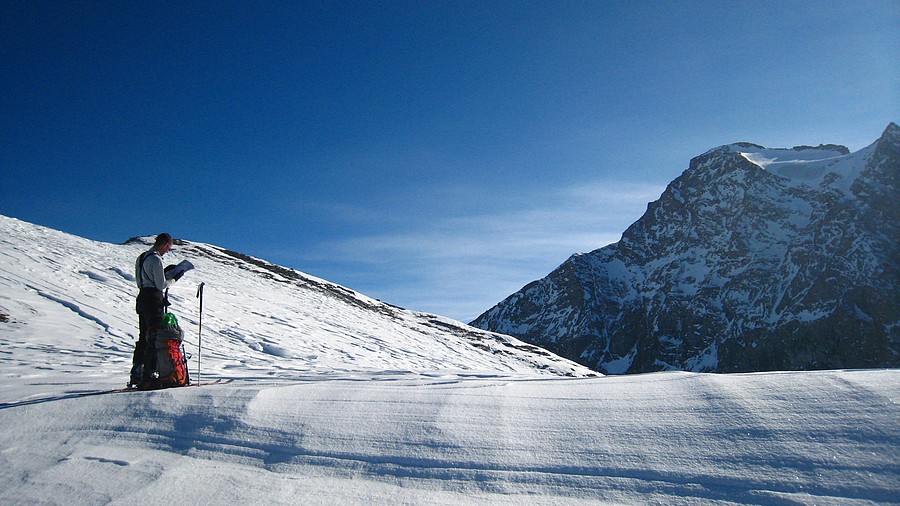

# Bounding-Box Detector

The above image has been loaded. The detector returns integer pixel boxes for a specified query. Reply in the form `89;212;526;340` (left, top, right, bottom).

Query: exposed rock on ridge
472;123;899;374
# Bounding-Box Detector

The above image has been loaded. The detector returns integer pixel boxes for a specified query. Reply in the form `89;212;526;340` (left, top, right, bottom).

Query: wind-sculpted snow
0;370;896;504
474;123;899;375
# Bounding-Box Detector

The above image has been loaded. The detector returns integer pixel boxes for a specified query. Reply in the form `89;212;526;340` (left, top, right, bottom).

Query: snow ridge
0;214;595;389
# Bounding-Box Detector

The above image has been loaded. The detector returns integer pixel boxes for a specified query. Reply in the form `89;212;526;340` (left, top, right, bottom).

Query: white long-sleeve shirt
135;249;172;291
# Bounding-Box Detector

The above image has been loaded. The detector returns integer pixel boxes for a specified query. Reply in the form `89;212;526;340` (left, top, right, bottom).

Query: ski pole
196;282;205;385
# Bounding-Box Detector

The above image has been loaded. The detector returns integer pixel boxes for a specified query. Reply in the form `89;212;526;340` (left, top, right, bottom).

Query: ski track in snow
0;215;898;505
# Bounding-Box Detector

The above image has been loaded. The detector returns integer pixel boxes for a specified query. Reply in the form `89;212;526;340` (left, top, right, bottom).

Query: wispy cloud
303;181;666;322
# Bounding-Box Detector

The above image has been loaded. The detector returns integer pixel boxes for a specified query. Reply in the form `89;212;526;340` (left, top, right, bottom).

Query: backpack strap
137;250;156;289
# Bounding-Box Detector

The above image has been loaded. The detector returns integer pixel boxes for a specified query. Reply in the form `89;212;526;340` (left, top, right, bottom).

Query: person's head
154;233;173;255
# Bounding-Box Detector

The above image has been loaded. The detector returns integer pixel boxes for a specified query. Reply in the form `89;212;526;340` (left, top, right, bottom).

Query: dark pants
129;288;166;386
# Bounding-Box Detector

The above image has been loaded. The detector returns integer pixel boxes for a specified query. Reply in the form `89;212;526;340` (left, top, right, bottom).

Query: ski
0;379;237;409
191;378;234;387
134;378;234;390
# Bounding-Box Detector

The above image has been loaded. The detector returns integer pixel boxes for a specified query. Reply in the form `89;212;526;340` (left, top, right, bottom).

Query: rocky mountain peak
473;124;899;374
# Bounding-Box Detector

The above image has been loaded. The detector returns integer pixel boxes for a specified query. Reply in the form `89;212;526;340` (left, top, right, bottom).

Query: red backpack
140;313;190;389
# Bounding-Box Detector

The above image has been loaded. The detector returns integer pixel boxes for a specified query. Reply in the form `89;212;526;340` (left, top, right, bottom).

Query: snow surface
738;144;870;194
1;215;899;504
0;215;593;385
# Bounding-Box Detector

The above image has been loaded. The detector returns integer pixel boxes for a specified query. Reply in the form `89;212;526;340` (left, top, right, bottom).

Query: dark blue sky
2;1;897;320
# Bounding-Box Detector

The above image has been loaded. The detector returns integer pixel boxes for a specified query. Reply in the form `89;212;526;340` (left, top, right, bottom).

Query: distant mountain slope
0;215;595;385
473;123;899;374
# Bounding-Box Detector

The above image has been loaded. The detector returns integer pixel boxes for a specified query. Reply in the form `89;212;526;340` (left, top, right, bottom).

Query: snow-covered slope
0;214;594;393
1;217;898;504
473;123;899;375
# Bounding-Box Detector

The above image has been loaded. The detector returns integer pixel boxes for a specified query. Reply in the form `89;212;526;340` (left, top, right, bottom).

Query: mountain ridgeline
472;123;899;374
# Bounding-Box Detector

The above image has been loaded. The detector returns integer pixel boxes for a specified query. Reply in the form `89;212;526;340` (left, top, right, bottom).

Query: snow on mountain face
0;214;595;396
738;143;852;186
473;123;899;375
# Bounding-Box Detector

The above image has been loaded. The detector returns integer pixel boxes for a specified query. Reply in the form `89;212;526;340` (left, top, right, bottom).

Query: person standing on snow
129;233;175;387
